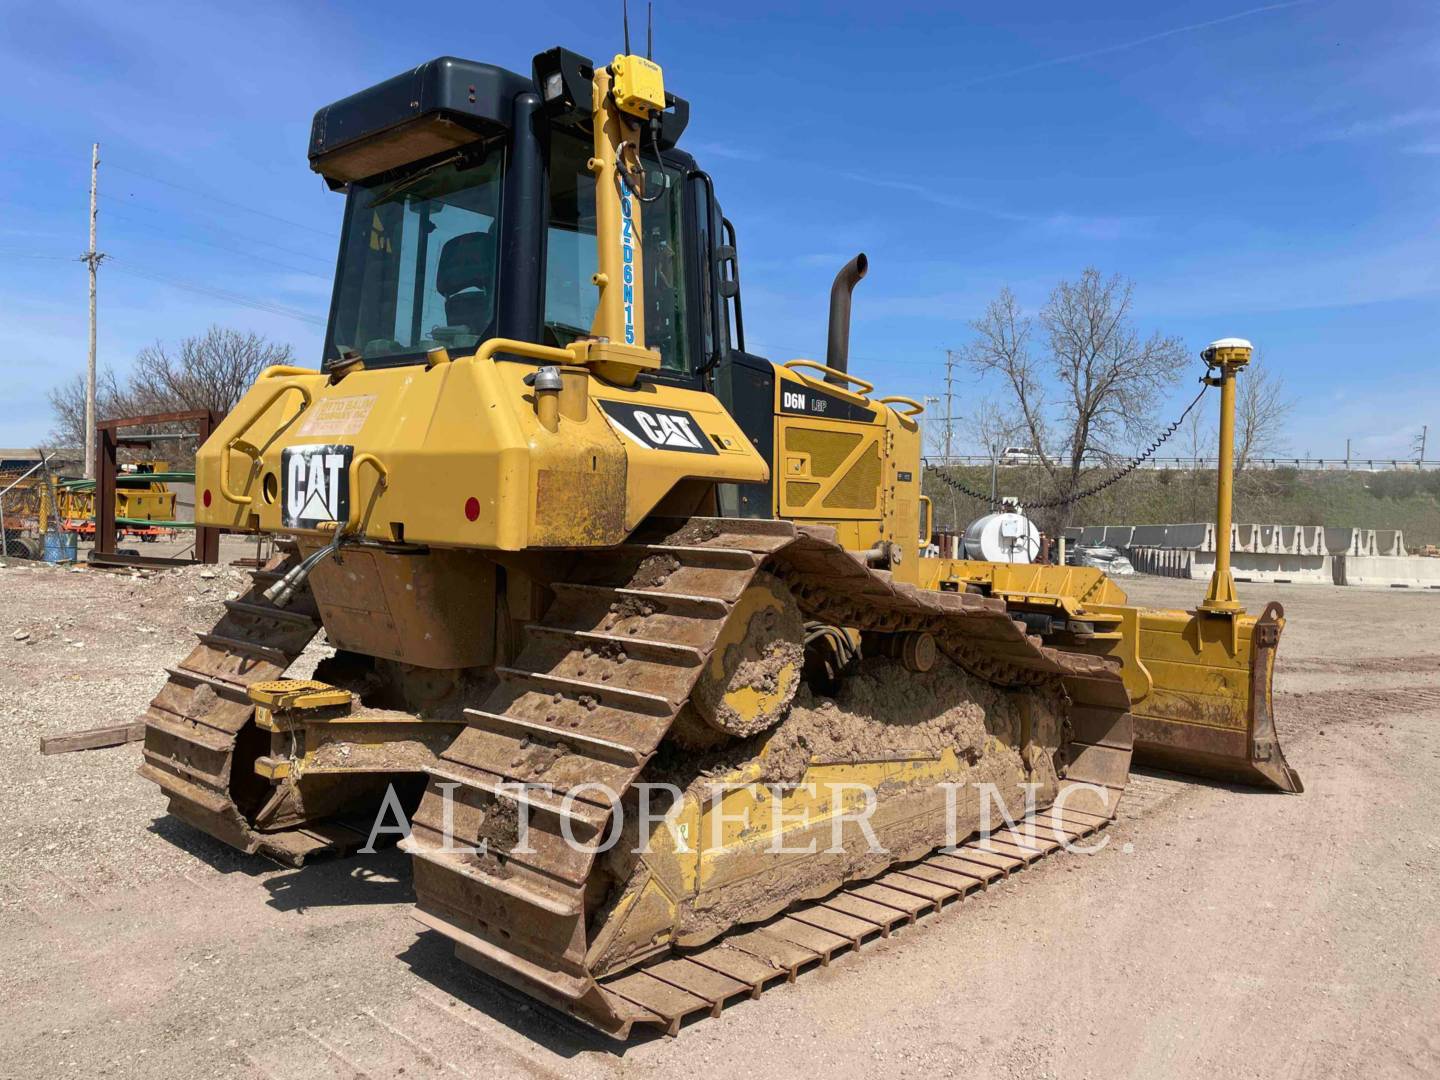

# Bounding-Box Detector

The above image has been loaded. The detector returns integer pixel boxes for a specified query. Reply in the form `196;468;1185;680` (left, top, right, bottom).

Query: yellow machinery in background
42;462;180;538
133;36;1296;1038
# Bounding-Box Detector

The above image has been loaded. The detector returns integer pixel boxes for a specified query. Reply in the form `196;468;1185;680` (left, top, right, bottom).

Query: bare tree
1183;406;1214;471
47;368;135;451
1235;358;1293;470
128;327;290;414
962;398;1024;463
48;327;292;461
962;268;1187;531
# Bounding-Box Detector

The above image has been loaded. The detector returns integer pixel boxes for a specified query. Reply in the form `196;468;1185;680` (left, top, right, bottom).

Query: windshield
326;146;504;364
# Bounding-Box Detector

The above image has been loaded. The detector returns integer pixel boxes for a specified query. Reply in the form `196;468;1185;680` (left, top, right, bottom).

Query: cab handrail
781;359;874;396
467;337;587;367
218;381;313;506
877;395;924;417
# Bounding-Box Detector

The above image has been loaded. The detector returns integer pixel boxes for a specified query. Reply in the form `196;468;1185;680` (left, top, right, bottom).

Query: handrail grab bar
781;359;874;396
218;381;313;506
877;395;925;417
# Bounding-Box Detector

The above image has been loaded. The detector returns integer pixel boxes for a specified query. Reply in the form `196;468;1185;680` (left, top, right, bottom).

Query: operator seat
435;231;494;335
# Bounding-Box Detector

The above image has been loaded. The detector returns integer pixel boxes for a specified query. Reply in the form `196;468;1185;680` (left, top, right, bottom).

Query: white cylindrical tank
962;512;1040;563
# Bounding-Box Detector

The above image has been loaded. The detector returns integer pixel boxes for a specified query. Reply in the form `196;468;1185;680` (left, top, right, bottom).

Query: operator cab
310;52;738;386
309;50;775;517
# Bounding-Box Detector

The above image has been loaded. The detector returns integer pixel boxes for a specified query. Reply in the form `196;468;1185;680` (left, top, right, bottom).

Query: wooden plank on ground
40;721;145;755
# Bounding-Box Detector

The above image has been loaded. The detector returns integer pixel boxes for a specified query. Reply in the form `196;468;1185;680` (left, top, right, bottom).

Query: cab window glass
328;149;503;363
544;130;688;373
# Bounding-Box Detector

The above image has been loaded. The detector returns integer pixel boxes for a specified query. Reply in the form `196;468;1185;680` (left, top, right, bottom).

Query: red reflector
202;489;212;508
464;497;480;522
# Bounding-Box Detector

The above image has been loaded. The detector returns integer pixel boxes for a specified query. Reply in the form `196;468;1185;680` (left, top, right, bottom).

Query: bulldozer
137;39;1299;1037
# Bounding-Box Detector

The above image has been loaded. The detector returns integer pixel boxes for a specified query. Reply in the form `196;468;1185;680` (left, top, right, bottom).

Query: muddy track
403;517;1133;1038
135;551;367;865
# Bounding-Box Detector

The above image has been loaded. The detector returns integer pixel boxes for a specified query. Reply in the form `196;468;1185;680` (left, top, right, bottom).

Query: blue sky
1;1;1436;459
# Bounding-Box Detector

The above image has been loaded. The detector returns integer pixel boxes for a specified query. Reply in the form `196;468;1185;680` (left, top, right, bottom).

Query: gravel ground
0;563;1436;1079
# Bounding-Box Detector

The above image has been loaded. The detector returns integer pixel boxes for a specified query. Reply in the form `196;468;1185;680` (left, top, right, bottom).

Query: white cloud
1323;107;1440;142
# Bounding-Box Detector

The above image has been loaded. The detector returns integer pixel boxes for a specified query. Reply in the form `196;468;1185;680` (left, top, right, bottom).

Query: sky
0;0;1436;459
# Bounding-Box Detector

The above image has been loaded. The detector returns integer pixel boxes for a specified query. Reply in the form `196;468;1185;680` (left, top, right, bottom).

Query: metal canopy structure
92;409;222;568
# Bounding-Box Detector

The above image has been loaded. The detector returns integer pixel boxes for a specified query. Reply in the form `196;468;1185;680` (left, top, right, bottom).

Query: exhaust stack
825;253;868;386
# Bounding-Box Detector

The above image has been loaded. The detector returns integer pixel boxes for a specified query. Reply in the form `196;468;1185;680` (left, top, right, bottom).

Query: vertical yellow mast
583;55;667;384
1200;337;1253;614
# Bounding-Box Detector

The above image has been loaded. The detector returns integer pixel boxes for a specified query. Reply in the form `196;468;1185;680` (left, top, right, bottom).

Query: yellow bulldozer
137;39;1298;1037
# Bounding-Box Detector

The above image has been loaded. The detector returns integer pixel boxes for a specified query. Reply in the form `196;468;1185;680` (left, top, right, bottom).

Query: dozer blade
935;561;1301;794
402;517;1133;1038
1096;599;1301;793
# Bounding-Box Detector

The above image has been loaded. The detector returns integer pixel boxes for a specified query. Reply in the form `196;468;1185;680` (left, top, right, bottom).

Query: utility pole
923;395;941;457
1414;424;1429;468
82;142;106;479
942;348;958;465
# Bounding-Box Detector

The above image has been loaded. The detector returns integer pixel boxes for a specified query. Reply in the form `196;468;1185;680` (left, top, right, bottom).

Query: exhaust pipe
825;253;868;386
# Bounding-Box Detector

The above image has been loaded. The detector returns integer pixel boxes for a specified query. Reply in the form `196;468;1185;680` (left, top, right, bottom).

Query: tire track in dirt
1276;684;1440;735
1281;654;1440;676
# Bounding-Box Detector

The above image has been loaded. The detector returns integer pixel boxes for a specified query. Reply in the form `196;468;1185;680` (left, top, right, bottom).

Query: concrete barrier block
1164;522;1212;551
1279;526;1300;554
1131;524;1168;547
1322;527;1354;557
1190;550;1334;584
1375;529;1405;556
1334;555;1440;588
1079;526;1107;545
1127;546;1203;579
1103;525;1134;547
1064;527;1083;541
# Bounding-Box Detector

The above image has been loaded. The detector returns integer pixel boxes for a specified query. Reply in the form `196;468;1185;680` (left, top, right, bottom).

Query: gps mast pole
1199;337;1252;615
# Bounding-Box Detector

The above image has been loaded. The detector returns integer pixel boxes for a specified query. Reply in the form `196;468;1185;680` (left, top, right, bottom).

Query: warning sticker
297;395;377;438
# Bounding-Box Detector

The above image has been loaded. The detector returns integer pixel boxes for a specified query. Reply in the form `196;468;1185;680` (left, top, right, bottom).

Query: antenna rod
647;1;653;58
623;0;631;54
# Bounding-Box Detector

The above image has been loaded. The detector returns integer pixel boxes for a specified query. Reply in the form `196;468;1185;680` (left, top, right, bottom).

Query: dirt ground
0;559;1437;1079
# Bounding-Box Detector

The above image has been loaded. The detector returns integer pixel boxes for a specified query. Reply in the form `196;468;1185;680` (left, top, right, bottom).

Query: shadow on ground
397;930;650;1059
262;848;414;912
1129;763;1300;795
146;815;266;875
148;814;415;911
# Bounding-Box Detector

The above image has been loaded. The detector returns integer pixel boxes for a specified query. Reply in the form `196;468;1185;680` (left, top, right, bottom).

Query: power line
107;161;335;238
97;191;335;265
100;205;331;280
107;259;326;327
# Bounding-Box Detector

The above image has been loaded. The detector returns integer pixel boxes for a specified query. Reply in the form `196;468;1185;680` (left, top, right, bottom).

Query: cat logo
281;444;353;528
600;401;719;456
